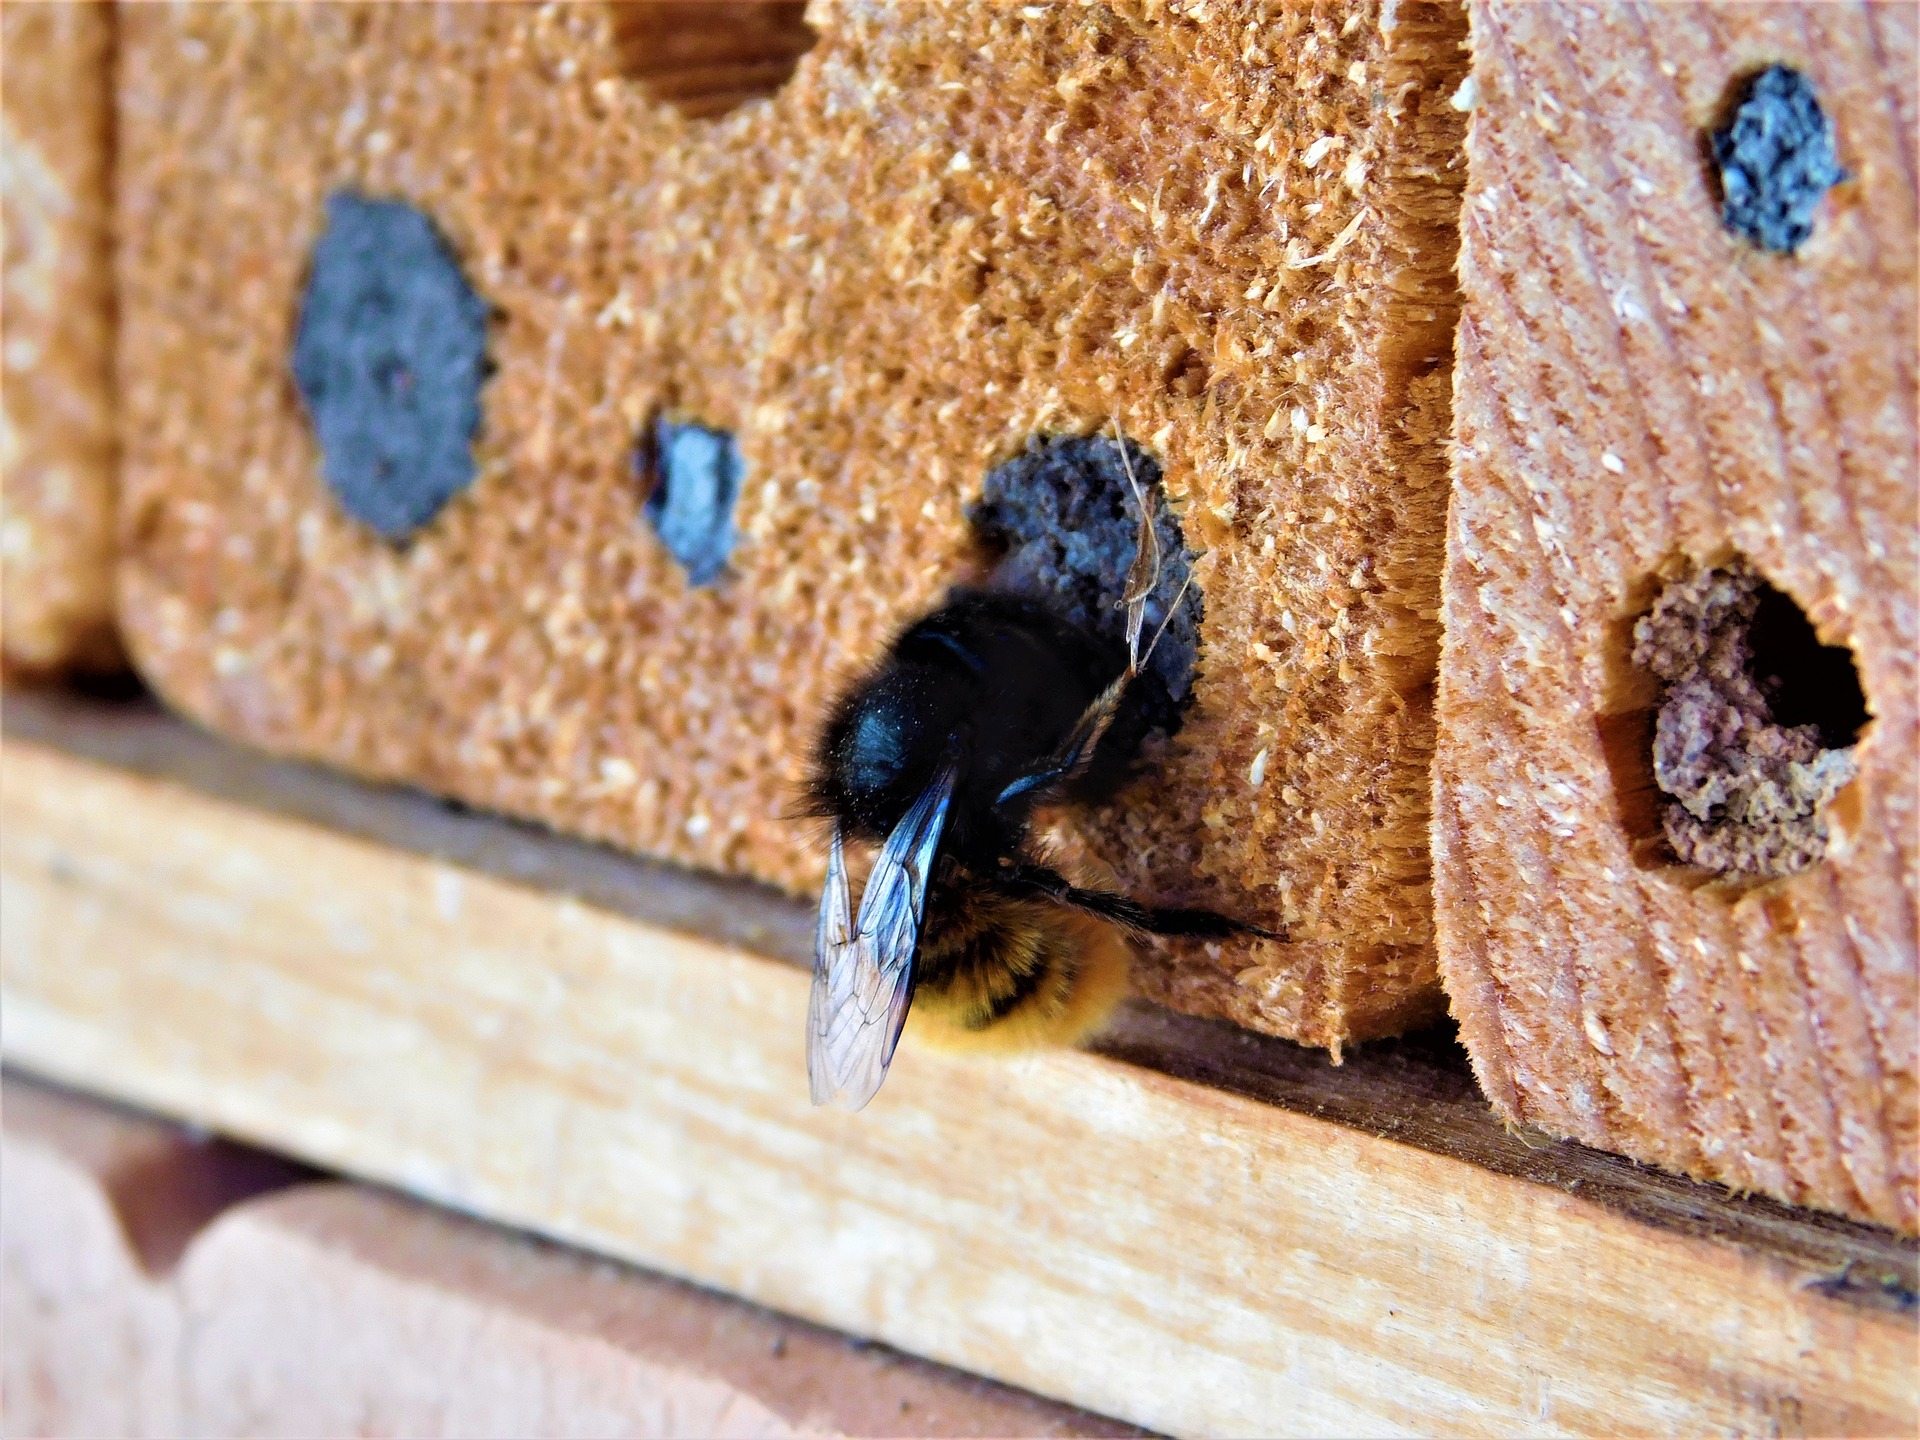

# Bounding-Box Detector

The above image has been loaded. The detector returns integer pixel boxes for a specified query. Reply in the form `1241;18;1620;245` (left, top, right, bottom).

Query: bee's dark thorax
813;591;1127;869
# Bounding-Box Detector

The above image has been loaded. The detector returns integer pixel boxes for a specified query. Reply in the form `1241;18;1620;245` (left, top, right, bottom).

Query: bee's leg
994;671;1130;810
994;761;1076;808
996;862;1283;942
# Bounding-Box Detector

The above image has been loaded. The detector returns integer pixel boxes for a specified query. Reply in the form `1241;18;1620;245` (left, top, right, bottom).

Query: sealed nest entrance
969;433;1200;742
1628;558;1868;879
637;416;743;587
1709;65;1847;255
291;193;491;541
608;2;817;120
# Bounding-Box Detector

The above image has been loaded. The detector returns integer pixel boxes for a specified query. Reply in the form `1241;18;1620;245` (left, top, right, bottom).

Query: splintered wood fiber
1436;1;1916;1228
2;1;120;673
116;1;1468;1048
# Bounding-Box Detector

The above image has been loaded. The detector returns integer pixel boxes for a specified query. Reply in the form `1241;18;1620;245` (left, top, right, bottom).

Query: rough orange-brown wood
1435;1;1917;1231
1;1076;1133;1440
1;0;120;673
113;1;1469;1048
3;720;1913;1438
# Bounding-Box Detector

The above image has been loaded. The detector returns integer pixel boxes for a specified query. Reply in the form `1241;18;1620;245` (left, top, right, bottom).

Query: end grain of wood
1435;0;1917;1233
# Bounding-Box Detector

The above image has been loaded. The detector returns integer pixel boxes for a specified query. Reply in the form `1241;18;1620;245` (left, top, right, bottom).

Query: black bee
807;496;1274;1110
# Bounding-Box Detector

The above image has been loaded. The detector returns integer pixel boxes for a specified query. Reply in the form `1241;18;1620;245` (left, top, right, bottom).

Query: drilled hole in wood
607;2;817;120
968;433;1199;753
1708;64;1847;255
637;415;744;587
1617;556;1868;881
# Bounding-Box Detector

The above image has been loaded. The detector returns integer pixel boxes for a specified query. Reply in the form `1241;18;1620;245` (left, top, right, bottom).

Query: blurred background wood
2;1074;1127;1439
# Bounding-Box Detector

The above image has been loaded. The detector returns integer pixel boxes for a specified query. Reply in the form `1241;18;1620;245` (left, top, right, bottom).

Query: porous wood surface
114;0;1470;1047
2;1075;1129;1440
1435;1;1917;1230
1;0;120;673
4;697;1914;1439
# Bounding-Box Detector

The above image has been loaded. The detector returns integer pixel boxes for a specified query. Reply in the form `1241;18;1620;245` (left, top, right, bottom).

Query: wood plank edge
3;734;1915;1436
4;685;1914;1303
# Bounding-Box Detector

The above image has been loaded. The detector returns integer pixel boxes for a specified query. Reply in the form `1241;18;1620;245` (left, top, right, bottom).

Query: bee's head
811;661;966;841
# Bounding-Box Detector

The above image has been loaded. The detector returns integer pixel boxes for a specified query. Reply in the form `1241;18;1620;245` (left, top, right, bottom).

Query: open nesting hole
967;433;1200;743
607;2;817;120
1600;556;1869;884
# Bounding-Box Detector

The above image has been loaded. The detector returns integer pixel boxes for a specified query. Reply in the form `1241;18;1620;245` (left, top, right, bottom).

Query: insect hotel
3;2;1913;1434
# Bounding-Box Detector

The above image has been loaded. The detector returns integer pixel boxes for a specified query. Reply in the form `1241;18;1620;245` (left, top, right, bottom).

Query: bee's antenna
1111;417;1162;666
1136;567;1195;673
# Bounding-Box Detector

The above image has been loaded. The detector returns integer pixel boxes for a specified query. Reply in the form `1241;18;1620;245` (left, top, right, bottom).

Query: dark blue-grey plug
1712;66;1847;255
641;418;744;587
291;193;491;539
969;433;1199;724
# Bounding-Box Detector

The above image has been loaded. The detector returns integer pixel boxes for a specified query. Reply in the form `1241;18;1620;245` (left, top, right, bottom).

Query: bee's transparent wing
809;826;855;1103
808;762;957;1111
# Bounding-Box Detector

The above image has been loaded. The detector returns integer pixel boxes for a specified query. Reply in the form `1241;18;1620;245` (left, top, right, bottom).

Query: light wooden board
4;1075;1134;1440
2;700;1914;1437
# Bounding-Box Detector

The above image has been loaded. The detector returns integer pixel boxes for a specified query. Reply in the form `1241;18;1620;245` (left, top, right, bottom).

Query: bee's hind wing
808;762;957;1111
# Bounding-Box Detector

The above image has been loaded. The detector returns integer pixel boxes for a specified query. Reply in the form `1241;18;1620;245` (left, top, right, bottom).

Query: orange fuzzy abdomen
909;891;1131;1054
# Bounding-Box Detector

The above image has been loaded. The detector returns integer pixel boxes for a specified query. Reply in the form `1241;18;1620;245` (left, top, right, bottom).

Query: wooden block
0;1078;305;1439
2;1075;1132;1440
1434;1;1917;1232
180;1179;1133;1439
112;1;1472;1048
1;0;120;673
4;698;1914;1438
4;1079;184;1439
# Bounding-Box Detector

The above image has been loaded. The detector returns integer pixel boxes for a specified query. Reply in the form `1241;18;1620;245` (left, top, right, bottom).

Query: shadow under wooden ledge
2;682;1913;1438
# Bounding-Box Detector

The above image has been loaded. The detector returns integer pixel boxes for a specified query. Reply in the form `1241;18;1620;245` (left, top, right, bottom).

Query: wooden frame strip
2;692;1912;1436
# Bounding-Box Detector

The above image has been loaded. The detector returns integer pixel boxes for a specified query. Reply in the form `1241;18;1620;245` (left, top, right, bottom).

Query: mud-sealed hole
608;2;817;120
968;433;1200;750
636;414;744;586
1707;64;1847;255
291;193;491;541
1613;556;1868;882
